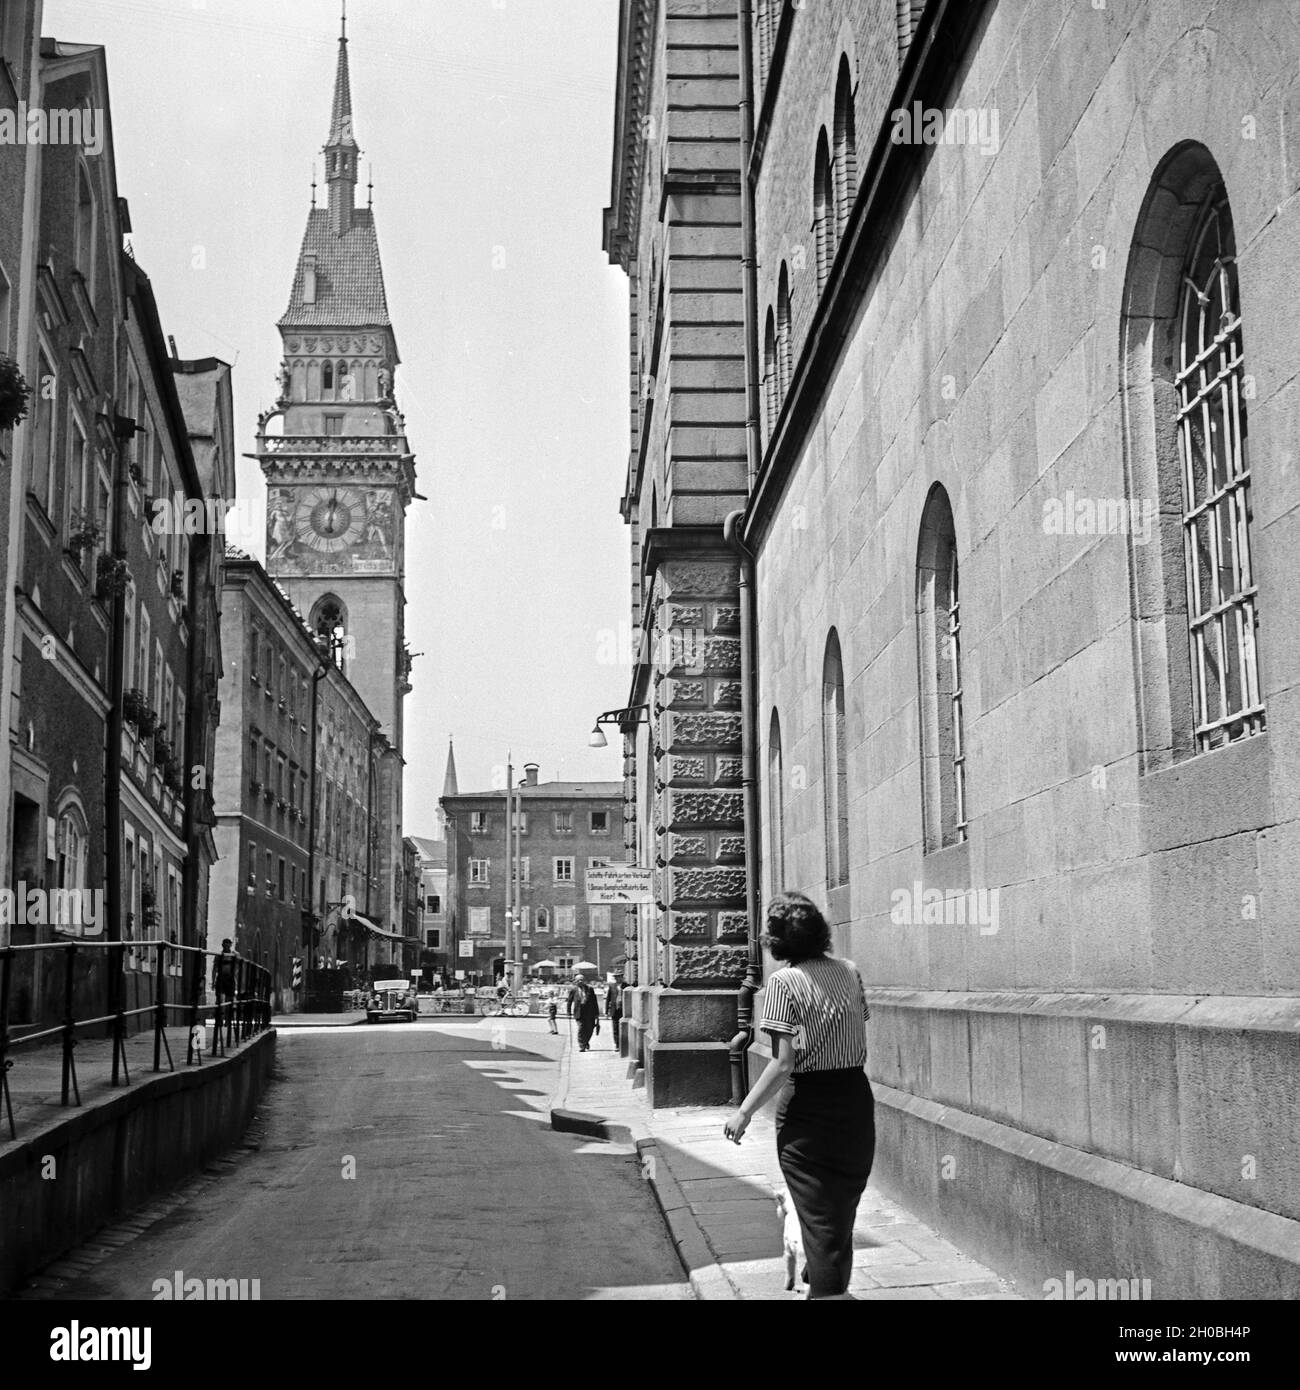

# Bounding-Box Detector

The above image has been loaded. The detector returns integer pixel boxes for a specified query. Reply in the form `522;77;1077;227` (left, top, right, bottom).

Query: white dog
773;1184;805;1294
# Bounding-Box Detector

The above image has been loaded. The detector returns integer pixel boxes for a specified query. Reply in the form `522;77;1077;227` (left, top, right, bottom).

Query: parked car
366;979;418;1023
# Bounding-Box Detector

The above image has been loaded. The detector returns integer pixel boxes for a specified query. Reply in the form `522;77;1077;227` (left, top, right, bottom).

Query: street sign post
584;866;654;904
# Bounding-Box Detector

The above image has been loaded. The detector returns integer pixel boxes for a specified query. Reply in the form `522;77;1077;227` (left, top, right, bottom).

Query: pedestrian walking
570;978;600;1052
605;975;623;1043
547;998;559;1034
212;937;239;1039
723;892;874;1300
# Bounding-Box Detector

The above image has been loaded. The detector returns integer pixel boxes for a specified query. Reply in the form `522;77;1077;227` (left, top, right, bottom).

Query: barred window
822;631;849;888
763;308;778;438
813;129;833;293
832;59;856;240
776;264;792;398
768;709;785;892
1176;191;1263;751
917;484;967;850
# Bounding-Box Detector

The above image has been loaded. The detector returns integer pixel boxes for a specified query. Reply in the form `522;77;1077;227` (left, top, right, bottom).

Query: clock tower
257;8;416;937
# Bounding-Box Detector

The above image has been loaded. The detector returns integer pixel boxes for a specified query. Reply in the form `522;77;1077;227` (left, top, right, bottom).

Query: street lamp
588;704;650;748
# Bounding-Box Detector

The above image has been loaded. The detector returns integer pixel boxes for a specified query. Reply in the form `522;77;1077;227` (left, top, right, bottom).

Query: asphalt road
19;1017;691;1301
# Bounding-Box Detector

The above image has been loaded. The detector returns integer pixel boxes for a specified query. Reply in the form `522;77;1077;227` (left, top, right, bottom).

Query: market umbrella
573;960;597;969
533;959;558;969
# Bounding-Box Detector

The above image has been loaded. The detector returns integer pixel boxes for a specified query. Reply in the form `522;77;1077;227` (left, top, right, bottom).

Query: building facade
0;0;44;907
407;834;448;985
254;14;415;955
211;550;397;1010
441;765;624;984
2;18;226;1027
603;0;753;1104
610;0;1300;1296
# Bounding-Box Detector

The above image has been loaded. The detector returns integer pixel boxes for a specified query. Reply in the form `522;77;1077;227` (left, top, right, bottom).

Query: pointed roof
442;739;459;798
326;8;358;150
278;207;391;328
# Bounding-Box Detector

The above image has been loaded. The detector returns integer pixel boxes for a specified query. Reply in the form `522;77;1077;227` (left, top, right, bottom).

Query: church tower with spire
258;6;417;938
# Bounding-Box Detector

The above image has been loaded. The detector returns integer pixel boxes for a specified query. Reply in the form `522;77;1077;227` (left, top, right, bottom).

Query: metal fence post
111;940;130;1086
61;944;80;1106
186;948;202;1066
1;950;14;1138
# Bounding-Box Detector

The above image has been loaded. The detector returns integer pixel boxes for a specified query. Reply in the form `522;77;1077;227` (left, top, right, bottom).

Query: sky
42;0;632;828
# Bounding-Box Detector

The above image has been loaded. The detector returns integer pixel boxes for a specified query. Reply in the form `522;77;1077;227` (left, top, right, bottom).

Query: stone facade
743;0;1300;1296
606;0;752;1103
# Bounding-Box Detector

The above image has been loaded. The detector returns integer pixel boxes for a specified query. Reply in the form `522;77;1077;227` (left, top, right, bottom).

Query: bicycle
480;993;530;1017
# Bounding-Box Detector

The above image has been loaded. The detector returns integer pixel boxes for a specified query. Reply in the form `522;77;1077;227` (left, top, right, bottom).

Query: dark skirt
775;1067;875;1298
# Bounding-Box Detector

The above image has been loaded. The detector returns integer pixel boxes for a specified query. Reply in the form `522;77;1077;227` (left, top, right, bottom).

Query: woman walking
723;892;874;1299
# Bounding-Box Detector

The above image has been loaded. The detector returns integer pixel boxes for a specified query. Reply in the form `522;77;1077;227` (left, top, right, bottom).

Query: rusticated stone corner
668;788;744;827
669;866;747;904
670;945;748;988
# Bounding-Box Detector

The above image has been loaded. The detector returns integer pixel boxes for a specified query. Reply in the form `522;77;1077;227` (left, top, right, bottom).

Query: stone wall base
870;1080;1300;1299
0;1031;276;1294
645;1039;734;1108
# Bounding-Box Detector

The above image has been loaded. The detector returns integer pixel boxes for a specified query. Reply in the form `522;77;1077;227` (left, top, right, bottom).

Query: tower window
322;360;334;398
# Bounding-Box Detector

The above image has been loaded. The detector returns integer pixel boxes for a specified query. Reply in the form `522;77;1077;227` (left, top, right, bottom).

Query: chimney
523;763;539;787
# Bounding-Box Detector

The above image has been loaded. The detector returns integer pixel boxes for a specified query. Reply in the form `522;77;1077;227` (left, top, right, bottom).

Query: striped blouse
761;955;870;1074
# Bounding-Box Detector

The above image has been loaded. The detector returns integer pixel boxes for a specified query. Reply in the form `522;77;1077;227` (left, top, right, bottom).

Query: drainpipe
723;0;764;1108
725;512;761;1107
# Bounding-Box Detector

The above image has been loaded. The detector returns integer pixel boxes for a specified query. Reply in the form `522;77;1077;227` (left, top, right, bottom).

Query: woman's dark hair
762;892;831;963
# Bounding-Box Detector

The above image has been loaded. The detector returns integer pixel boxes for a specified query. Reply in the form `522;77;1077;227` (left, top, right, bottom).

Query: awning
347;910;417;943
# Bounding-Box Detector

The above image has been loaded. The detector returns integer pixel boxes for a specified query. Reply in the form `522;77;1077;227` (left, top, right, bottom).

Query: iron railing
0;939;272;1141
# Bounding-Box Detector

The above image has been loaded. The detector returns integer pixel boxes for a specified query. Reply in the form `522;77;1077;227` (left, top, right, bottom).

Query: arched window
1177;191;1261;751
768;710;785;893
822;631;850;888
74;163;96;291
322;359;334;399
776;264;792;398
311;596;348;672
916;484;966;851
832;58;856;241
337;360;351;401
813;129;833;292
1120;144;1263;767
54;799;89;932
763;308;778;437
756;0;775;84
896;0;925;59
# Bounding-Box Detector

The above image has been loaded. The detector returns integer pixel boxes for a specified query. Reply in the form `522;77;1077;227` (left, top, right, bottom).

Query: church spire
442;739;459;798
324;2;360;236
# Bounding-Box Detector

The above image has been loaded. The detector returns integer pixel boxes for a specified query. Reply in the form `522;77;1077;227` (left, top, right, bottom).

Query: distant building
441;759;623;983
407;835;447;983
254;12;416;960
211;550;398;1010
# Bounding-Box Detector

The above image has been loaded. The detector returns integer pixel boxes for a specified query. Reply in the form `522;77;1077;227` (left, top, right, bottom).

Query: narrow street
17;1018;690;1301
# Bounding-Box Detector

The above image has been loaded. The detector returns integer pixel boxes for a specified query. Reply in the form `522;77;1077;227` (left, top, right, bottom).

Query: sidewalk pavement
1;1020;260;1150
270;1009;366;1028
551;1031;1021;1301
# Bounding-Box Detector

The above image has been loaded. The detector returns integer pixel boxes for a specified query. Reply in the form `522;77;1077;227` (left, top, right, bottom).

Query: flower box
0;354;31;432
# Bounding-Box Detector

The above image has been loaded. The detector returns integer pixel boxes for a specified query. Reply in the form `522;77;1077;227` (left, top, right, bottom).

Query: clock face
297;487;364;553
